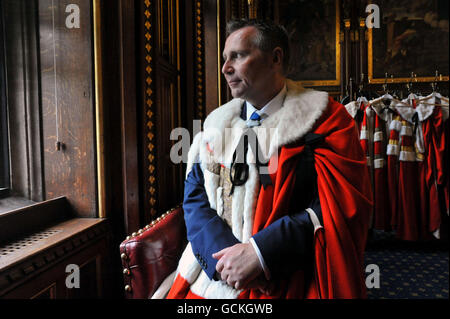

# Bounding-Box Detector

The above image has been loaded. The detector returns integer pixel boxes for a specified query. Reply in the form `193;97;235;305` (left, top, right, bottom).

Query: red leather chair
119;206;187;298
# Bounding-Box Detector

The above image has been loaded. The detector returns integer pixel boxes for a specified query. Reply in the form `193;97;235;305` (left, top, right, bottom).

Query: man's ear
272;47;284;67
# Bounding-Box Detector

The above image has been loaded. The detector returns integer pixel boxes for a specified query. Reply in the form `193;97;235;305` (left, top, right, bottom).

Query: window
0;3;10;198
0;0;98;218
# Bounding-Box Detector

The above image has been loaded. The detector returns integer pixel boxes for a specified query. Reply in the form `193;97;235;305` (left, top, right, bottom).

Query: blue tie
247;111;261;127
250;111;261;121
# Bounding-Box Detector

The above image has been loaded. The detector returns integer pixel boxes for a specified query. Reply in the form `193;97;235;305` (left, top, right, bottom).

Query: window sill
0;196;36;215
0;217;106;271
0;196;72;245
0;217;109;297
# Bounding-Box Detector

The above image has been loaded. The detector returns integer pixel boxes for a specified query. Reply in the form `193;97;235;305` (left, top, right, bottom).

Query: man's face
222;27;275;104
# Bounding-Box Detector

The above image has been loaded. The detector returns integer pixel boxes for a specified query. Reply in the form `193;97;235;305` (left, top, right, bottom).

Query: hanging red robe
372;112;390;230
396;119;421;241
387;114;401;230
421;104;446;237
168;98;373;299
359;105;371;173
415;118;429;239
444;113;449;216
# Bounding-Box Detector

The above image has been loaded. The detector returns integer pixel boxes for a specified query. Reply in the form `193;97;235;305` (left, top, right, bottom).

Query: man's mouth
228;80;241;87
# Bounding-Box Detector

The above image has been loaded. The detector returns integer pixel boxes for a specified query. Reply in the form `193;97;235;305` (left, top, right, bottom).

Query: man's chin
230;89;245;99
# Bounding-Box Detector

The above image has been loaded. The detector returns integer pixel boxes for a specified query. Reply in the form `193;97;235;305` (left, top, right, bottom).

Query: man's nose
222;59;233;75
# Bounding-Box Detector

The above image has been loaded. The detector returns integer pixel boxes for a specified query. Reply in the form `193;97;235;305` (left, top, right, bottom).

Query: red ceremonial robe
168;98;373;299
396;119;420;241
422;106;446;236
372;111;391;230
387;114;401;230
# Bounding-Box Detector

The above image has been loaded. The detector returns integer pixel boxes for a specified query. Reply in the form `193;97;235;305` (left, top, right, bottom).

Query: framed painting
277;0;341;87
368;0;449;83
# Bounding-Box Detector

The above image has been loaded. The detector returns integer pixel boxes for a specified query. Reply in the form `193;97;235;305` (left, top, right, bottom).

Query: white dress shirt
246;83;287;280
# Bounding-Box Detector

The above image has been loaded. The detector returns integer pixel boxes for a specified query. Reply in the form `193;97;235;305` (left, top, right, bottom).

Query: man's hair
226;19;290;74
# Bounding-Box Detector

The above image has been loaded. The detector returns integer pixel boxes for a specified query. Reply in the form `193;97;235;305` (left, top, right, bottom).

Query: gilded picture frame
368;0;449;84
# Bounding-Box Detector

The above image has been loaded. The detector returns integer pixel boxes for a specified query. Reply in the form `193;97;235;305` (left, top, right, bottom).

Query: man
166;19;373;299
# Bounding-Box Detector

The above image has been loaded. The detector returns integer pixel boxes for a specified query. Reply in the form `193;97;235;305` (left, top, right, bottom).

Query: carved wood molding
194;0;205;119
0;219;109;297
142;0;157;217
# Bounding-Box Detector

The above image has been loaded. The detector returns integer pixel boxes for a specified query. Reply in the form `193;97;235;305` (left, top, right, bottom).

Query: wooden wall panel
118;0;140;233
203;0;220;115
140;0;184;224
38;0;96;217
2;0;43;201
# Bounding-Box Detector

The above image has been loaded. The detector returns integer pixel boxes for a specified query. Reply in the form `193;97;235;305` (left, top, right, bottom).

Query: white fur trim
399;151;416;162
177;243;202;284
344;101;358;119
230;181;245;241
151;270;177;299
400;125;413;137
373;131;383;142
389;120;402;132
203;80;329;161
216;186;224;217
374;158;385;169
394;101;416;123
185;132;203;178
442;105;449;121
415;122;425;154
387;144;399;156
204;169;219;210
433;228;440;239
415;103;434;122
360;129;368;140
190;271;242;299
370;100;391;122
241;164;259;243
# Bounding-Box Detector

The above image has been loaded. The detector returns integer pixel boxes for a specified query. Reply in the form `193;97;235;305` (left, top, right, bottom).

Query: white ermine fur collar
202;79;329;165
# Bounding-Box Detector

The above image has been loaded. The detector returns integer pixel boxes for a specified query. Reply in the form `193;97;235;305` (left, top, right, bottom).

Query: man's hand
212;243;263;290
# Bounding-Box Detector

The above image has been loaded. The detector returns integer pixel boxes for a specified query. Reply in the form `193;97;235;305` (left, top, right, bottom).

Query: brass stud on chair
132;232;137;237
126;236;131;240
120;253;128;260
125;285;132;292
123;268;131;276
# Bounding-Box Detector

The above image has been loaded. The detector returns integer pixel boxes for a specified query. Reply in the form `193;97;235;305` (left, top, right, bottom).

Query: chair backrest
120;206;186;299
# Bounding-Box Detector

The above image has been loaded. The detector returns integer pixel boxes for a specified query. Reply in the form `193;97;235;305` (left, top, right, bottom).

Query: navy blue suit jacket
183;104;323;280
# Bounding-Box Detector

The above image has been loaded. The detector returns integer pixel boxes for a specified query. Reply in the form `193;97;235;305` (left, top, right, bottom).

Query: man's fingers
212;247;229;260
215;257;224;273
213;247;230;273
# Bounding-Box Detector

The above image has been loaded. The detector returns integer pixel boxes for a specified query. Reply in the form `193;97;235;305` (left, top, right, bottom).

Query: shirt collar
246;83;287;121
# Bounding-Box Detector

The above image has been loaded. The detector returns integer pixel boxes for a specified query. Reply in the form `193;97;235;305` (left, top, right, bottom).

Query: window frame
0;2;10;199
